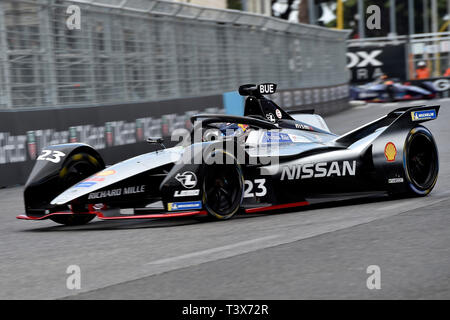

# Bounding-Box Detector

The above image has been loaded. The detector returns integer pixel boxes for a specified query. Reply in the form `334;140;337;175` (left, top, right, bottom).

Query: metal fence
348;32;450;80
0;0;349;109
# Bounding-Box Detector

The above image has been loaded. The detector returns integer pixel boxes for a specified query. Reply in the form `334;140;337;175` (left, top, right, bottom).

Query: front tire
50;152;103;225
50;214;95;226
202;151;244;220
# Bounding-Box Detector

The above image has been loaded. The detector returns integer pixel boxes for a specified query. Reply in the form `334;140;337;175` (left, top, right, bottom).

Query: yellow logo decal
384;142;397;162
96;169;116;176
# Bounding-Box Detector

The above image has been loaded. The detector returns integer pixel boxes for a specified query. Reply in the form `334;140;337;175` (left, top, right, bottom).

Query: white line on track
146;235;280;265
382;103;399;108
376;190;450;211
376;202;410;211
410;100;426;105
349;100;367;107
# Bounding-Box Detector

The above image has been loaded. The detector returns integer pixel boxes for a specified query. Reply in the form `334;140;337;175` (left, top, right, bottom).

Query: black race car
18;83;440;225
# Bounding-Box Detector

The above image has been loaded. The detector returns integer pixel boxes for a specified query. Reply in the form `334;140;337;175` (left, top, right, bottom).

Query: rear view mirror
147;137;165;149
238;84;258;96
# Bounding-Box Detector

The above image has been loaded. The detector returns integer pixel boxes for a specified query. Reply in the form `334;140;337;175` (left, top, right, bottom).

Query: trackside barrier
0;95;223;187
0;0;350;109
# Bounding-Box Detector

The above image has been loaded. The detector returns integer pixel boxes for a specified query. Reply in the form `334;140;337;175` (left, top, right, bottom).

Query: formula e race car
18;83;440;225
350;78;437;102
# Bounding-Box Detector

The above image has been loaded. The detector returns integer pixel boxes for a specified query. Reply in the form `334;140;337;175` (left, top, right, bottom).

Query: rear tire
404;127;439;196
50;152;103;225
202;151;244;220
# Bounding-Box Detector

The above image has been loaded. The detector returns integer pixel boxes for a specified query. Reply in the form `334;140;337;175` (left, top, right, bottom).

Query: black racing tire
386;85;395;102
49;213;96;226
50;152;103;225
403;126;439;196
202;150;244;220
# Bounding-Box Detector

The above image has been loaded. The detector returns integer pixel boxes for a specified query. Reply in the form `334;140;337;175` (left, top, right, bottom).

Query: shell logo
95;169;116;176
384;142;397;162
238;124;249;132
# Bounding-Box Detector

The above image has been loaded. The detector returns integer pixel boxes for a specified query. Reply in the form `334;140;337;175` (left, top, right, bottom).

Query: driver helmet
417;61;426;68
219;123;249;136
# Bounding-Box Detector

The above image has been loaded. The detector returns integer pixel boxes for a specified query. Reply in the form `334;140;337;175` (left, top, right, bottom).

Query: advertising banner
0;95;223;187
347;44;406;84
409;77;450;97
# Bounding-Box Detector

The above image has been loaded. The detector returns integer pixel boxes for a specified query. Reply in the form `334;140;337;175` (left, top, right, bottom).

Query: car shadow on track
18;193;406;233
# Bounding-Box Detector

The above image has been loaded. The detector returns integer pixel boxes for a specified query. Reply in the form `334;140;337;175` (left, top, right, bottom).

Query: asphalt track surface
0;99;449;300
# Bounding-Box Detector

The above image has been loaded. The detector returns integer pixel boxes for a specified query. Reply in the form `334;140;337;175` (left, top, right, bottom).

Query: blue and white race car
350;78;437;102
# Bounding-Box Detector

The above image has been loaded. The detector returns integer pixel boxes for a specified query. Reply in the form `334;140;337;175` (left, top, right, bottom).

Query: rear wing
387;105;439;122
336;105;440;146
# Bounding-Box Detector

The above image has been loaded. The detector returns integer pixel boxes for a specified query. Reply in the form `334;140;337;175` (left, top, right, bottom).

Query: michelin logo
168;201;202;211
411;110;436;121
280;160;356;181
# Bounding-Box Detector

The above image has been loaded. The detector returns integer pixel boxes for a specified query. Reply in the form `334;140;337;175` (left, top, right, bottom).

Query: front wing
16;201;311;221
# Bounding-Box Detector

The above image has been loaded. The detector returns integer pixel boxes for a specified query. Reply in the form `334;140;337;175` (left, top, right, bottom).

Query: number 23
37;150;66;163
244;179;267;198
